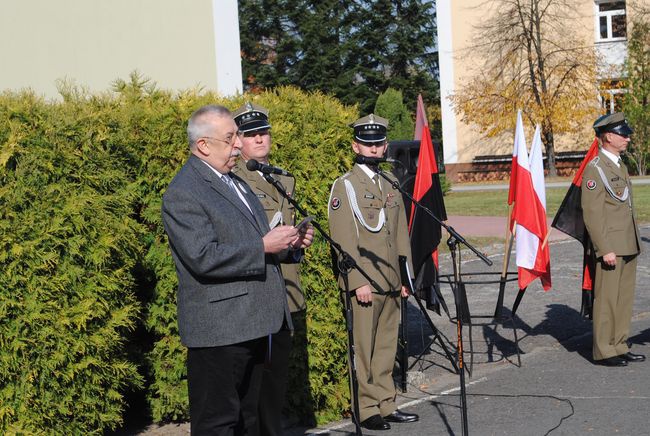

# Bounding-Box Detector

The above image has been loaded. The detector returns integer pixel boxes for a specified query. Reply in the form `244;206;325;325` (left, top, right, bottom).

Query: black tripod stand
374;168;493;436
261;173;395;435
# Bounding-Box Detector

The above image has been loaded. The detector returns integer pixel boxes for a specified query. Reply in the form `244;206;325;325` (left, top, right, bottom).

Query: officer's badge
256;193;266;198
586;180;597;190
364;193;375;199
611;176;620;182
331;197;341;210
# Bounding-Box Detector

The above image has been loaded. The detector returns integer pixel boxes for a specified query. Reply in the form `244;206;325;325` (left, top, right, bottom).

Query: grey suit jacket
162;154;290;348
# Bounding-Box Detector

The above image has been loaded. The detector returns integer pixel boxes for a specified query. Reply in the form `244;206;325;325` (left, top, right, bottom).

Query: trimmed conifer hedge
0;77;360;432
0;89;143;433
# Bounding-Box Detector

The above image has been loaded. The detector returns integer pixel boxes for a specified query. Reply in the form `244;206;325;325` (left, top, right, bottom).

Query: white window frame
599;85;627;114
595;1;627;42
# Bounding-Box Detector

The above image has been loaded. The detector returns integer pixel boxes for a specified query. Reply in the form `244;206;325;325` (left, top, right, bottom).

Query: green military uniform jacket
581;151;640;258
234;159;306;312
328;164;413;292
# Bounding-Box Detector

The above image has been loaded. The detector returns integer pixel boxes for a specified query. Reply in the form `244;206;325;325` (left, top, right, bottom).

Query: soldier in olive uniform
582;112;643;367
328;114;419;431
233;102;312;435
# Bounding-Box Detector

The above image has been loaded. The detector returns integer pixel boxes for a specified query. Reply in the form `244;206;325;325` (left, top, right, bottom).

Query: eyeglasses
201;131;243;146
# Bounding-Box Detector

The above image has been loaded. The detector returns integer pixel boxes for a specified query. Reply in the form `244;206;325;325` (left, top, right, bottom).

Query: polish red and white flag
511;123;552;290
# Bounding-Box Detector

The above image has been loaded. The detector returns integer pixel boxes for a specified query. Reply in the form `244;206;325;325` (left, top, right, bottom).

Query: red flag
551;138;599;317
512;125;552;290
408;96;447;312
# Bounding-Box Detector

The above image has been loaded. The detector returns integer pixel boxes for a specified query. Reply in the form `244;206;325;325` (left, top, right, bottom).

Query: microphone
354;155;399;165
246;159;293;177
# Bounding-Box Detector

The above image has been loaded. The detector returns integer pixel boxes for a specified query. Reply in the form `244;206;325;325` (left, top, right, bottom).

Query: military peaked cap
233;102;271;133
593;112;633;136
351;114;389;143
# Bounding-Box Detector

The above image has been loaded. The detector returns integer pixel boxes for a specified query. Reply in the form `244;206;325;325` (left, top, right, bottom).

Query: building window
596;1;627;41
599;80;626;113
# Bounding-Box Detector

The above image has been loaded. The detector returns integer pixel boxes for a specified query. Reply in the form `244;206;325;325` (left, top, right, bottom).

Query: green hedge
0;90;143;433
0;78;359;432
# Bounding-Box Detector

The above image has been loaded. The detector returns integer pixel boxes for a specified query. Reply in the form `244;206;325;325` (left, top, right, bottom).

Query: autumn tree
450;0;600;176
623;3;650;175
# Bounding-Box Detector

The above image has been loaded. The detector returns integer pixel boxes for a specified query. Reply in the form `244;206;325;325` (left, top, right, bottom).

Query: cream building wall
437;0;645;171
0;0;242;99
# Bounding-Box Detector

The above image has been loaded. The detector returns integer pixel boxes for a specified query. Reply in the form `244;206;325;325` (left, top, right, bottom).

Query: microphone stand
261;173;395;436
374;167;493;436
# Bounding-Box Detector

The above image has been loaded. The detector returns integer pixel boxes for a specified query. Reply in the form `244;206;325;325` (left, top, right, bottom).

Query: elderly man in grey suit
162;104;313;435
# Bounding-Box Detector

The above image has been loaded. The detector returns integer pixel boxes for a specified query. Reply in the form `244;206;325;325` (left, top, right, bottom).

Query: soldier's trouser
351;293;400;422
593;255;637;360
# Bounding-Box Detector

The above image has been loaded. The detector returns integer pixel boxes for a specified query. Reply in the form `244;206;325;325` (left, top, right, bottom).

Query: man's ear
351;141;361;154
196;139;210;156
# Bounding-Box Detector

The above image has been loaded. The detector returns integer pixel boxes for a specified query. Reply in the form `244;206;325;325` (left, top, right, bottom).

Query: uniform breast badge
385;192;395;207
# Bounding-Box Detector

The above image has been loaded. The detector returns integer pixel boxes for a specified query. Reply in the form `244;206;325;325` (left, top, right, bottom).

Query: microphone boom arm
375;169;492;266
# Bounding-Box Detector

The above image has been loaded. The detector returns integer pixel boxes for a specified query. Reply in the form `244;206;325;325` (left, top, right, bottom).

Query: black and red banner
551;138;599;317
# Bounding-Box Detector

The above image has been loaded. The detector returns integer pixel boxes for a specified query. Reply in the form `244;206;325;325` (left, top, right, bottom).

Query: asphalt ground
131;178;650;435
293;225;650;436
135;224;649;436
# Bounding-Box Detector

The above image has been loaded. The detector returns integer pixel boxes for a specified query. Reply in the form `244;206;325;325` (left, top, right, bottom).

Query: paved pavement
446;216;570;242
292;225;650;436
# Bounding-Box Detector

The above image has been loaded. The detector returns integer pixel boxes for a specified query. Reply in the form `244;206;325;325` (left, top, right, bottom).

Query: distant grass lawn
444;184;650;224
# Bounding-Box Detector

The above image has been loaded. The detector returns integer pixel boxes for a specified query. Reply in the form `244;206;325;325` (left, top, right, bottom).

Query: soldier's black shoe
360;415;390;430
596;356;628;367
383;409;419;423
620;352;646;362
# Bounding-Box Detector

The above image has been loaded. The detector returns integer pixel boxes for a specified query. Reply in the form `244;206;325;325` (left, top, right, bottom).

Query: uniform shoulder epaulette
588;156;600;166
331;172;352;188
340;171;353;180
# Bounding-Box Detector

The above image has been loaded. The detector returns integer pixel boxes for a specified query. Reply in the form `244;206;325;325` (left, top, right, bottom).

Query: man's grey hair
187;105;232;150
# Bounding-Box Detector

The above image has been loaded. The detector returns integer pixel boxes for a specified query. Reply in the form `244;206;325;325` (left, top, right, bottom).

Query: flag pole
502;205;515;274
540;230;550;249
495;206;515;318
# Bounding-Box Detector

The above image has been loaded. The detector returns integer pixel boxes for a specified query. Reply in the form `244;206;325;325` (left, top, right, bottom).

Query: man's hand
355;284;373;304
400;285;410;298
603;252;617;267
290;224;315;249
263;225;299;254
